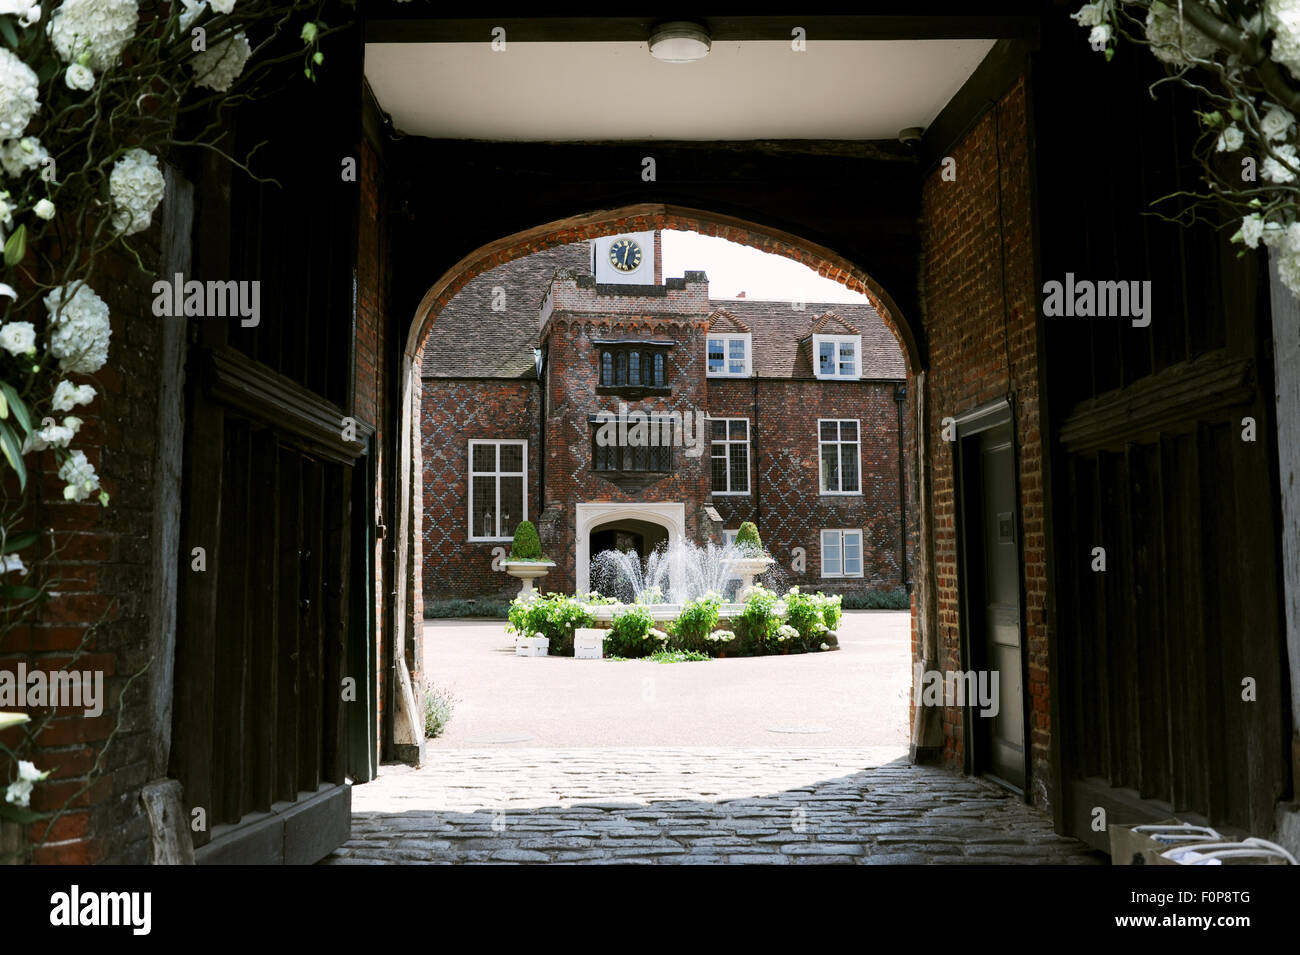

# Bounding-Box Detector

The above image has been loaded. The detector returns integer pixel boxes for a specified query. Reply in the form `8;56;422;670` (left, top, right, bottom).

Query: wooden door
1034;16;1293;848
167;35;372;862
957;410;1027;792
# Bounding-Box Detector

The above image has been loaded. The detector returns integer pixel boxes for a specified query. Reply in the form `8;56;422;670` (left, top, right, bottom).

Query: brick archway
390;204;921;759
402;203;920;374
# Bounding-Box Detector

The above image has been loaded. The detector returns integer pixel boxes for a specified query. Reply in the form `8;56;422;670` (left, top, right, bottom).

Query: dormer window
813;334;860;380
706;333;751;377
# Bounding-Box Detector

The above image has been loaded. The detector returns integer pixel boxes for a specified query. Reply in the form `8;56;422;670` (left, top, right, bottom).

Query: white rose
1263;142;1300;182
1260;105;1295;141
209;0;234;11
32;198;54;220
64;64;95;90
1089;24;1112;48
0;320;35;355
5;779;33;807
1216;124;1244;152
2;553;24;573
52;379;95;412
1239;213;1266;249
58;449;100;501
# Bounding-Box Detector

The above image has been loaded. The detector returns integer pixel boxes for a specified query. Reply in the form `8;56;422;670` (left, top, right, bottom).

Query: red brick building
419;231;908;604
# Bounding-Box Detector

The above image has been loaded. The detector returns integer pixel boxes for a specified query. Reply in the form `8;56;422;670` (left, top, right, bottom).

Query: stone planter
515;635;550;657
573;628;605;660
720;555;775;599
503;559;555;597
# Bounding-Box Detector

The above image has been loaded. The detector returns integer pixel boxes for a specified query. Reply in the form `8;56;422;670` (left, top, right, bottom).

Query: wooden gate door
1036;20;1293;849
168;42;373;862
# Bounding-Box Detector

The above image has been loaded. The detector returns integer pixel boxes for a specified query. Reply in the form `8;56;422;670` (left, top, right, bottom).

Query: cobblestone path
323;749;1103;865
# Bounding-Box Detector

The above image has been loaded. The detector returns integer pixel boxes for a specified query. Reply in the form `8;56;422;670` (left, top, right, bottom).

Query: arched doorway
392;204;923;762
574;503;685;598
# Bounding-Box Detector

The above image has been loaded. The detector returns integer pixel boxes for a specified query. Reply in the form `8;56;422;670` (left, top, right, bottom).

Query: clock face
608;238;643;273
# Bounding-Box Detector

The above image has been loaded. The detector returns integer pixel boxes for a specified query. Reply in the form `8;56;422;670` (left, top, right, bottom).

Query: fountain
588;537;776;622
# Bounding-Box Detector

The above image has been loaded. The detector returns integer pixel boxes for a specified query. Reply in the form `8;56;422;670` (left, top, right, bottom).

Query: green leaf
0;388;8;420
0;17;18;49
36;59;57;83
0;419;25;491
3;224;25;267
0;802;46;825
1;529;37;554
1;383;30;435
0;583;41;600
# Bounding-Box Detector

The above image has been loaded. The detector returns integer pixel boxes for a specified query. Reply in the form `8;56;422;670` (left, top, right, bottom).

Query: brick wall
420;379;541;600
0;234;166;864
919;76;1050;805
707;378;907;594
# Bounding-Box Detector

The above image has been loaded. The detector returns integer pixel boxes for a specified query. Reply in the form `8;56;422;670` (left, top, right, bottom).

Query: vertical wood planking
276;449;302;803
299;458;326;793
247;431;280;812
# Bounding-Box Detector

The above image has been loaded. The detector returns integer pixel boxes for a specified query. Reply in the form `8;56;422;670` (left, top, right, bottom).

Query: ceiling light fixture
649;21;711;63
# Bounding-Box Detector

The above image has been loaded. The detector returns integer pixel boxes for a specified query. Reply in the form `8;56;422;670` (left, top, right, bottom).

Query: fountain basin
587;602;747;625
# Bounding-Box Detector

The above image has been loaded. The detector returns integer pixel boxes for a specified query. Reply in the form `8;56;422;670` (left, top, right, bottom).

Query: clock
608;238;643;273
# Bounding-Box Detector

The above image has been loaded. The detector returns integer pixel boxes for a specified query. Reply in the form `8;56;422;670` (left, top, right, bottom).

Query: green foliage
603;605;666;658
424;684;457;739
646;649;710;664
423;599;511;619
733;521;762;553
732;584;785;655
505;592;595;655
666;592;722;653
821;592;844;629
783;587;829;651
509;520;544;560
840;588;909;611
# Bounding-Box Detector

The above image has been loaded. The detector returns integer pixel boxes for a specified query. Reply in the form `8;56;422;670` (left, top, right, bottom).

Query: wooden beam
364;13;1043;45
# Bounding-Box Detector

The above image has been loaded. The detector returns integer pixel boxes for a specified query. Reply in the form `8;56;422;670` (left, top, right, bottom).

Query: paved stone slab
321;748;1104;865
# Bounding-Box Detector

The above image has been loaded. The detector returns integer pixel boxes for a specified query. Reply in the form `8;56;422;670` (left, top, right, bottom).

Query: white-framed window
468;439;527;542
722;528;739;546
818;419;861;494
706;333;752;377
821;529;864;578
709;417;750;495
813;334;860;380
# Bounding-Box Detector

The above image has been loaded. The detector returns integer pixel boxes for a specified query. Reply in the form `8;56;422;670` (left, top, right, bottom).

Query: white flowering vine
1072;0;1300;296
0;2;344;852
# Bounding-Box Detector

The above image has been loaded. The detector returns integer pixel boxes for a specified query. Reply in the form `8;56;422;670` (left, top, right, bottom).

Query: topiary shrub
733;521;762;554
509;520;545;560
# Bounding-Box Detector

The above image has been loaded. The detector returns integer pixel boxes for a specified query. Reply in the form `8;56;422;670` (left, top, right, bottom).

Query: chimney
653;229;663;285
736;291;746;298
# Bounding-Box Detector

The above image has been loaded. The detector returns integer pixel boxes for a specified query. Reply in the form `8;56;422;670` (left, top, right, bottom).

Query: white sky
660;230;868;304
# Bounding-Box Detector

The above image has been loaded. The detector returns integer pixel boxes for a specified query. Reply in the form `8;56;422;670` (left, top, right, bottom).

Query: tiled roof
706;308;751;334
421;244;589;378
709;300;905;380
421;244;906;381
